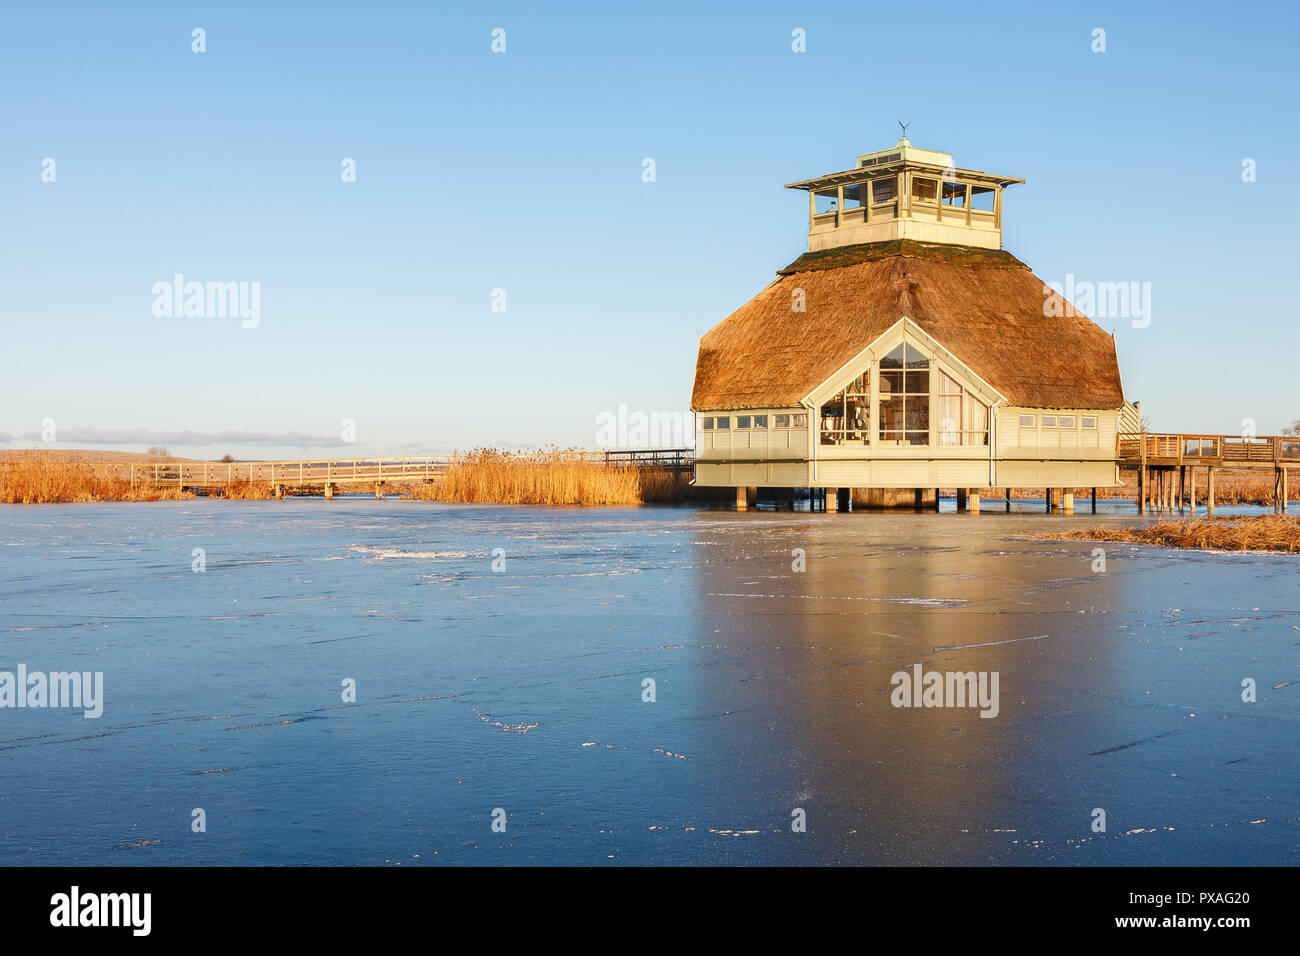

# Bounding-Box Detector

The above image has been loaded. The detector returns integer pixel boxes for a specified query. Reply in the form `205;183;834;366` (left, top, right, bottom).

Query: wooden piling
1207;467;1215;516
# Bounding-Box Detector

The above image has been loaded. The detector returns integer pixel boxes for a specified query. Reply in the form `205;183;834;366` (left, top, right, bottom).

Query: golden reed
0;451;192;504
1040;515;1300;553
405;448;645;506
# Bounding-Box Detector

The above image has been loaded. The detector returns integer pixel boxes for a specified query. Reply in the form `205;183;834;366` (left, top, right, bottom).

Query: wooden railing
91;449;695;488
1119;433;1300;465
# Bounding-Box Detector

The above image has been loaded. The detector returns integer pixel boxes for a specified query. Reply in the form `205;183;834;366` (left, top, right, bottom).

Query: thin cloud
16;426;349;448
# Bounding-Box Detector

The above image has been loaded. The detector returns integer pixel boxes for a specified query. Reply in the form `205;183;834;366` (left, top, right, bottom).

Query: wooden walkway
99;449;694;497
1118;432;1298;515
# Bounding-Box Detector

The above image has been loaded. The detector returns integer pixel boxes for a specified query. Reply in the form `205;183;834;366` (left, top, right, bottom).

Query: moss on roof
778;239;1024;275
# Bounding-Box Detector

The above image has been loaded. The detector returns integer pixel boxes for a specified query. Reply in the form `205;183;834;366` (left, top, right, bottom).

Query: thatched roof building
693;240;1124;411
690;140;1133;508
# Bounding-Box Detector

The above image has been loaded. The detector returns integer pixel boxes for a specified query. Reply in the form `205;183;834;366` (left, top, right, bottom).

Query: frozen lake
0;500;1295;865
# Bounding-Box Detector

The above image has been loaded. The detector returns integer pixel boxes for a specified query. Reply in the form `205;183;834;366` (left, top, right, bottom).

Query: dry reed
219;481;277;500
0;450;194;503
1039;515;1300;553
405;448;644;505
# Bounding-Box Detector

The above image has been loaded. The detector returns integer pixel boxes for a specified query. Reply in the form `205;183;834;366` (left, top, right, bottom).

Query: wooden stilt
1178;466;1186;514
1189;468;1196;513
1091;487;1097;514
1207;467;1215;516
1138;467;1146;515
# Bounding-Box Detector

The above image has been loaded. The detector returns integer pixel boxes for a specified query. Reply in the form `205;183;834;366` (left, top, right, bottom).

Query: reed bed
406;448;644;505
1039;515;1300;553
219;480;277;500
0;451;193;503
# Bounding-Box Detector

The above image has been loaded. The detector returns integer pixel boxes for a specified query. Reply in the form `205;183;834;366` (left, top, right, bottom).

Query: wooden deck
1119;432;1300;467
95;449;694;496
1118;432;1297;515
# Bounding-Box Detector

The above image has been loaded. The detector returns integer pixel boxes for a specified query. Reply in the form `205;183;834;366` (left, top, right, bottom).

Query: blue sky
3;0;1297;457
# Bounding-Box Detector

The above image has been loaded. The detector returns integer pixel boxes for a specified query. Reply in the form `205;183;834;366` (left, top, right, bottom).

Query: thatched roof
691;240;1124;410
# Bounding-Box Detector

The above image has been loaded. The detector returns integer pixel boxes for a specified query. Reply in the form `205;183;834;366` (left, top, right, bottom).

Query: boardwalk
1119;431;1299;515
98;449;694;498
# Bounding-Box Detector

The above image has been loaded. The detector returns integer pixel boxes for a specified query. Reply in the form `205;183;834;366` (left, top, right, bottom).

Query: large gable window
820;370;870;445
878;343;929;445
937;370;989;446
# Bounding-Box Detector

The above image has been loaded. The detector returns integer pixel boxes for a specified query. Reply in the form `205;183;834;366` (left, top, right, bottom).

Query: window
702;417;714;429
937;370;989;446
911;178;937;204
792;413;807;428
970;186;996;211
1042;415;1057;428
774;414;790;428
1081;416;1097;429
941;181;967;207
871;176;897;203
878;343;930;445
1059;415;1076;429
813;190;838;215
715;416;730;429
737;415;752;429
820;370;871;445
841;184;862;210
752;415;768;428
1019;414;1036;428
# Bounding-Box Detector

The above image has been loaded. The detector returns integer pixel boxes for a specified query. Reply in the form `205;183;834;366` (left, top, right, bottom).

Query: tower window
970;186;996;211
